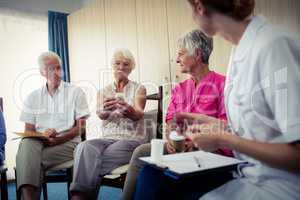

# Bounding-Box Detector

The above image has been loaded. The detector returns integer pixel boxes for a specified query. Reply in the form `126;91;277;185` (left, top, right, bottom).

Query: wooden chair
100;86;163;189
0;97;8;200
145;86;163;139
15;119;86;200
41;119;86;200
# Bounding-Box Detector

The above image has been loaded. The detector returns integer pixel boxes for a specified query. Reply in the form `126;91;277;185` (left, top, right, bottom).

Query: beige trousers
70;139;141;200
16;138;77;190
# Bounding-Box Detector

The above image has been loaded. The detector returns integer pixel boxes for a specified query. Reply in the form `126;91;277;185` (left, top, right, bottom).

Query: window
0;8;48;179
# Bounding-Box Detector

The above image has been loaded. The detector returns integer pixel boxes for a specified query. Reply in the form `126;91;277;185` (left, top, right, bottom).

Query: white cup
169;131;185;152
115;92;125;101
150;139;165;163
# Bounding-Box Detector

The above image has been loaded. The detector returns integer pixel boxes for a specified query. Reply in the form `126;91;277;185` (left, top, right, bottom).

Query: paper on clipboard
140;151;247;176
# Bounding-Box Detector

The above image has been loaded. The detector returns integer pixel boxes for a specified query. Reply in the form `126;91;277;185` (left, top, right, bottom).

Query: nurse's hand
189;122;228;152
191;133;222;152
175;112;221;124
186;121;227;135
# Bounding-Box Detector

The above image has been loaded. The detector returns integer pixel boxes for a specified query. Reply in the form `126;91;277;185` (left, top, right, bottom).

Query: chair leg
1;171;8;200
67;168;73;200
15;168;21;200
67;182;71;200
42;183;48;200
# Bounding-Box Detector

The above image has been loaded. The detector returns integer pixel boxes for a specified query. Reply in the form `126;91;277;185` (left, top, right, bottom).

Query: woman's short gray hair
111;48;136;70
38;51;62;72
177;30;213;64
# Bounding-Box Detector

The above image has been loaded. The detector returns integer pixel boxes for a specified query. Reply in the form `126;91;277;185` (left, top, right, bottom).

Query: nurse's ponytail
187;0;255;21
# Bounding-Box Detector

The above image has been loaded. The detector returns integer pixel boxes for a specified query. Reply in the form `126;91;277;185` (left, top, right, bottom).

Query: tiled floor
6;183;122;200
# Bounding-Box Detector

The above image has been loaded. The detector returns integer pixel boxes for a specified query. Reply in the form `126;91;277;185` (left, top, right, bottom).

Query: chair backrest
0;97;5;158
78;118;86;141
145;86;163;139
0;97;3;111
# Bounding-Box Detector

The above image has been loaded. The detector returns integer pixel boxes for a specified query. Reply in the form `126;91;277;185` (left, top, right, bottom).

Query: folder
140;151;247;179
13;131;50;140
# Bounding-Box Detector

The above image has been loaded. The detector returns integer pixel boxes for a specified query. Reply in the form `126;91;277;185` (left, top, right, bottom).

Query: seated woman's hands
102;97;140;121
117;101;138;120
103;98;119;111
165;138;196;154
165;122;196;154
165;141;176;154
173;112;230;152
101;97;124;119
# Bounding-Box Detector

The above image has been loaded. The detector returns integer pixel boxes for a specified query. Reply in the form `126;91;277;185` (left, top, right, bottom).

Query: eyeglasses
45;65;61;72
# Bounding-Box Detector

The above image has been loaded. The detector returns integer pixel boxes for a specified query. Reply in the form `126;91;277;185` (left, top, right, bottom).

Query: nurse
188;0;300;199
133;0;300;199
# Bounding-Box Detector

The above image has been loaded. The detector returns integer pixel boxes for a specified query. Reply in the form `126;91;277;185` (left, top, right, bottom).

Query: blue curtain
48;11;70;82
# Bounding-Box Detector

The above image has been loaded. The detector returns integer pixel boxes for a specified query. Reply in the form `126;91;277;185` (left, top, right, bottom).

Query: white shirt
201;16;300;200
20;81;90;142
98;80;146;142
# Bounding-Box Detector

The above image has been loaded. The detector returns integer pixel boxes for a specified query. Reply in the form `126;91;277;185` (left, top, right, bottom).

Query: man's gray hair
38;51;62;72
111;48;136;70
177;29;213;64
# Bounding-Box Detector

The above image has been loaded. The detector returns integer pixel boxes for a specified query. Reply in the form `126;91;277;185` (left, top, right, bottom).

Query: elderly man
16;51;89;200
122;29;231;200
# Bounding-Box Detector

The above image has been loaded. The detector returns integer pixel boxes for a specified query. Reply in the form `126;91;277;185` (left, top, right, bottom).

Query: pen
193;156;202;168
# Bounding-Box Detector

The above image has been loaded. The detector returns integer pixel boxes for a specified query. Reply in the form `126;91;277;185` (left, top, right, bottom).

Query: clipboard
140;151;248;179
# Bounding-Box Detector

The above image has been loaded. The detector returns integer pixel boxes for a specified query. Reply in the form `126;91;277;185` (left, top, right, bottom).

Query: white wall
0;0;86;14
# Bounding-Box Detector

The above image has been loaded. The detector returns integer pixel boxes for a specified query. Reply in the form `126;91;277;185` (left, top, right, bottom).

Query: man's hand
44;129;62;146
45;128;58;138
45;137;62;146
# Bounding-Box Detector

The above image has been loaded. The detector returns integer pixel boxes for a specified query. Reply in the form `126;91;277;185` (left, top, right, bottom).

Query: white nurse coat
200;16;300;200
